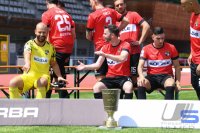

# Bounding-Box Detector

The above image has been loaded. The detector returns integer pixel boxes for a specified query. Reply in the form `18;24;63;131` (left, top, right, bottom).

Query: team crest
45;50;49;55
195;21;198;27
165;51;170;56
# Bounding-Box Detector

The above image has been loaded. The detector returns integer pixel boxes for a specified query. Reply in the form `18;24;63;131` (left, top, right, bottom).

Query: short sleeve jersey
190;12;200;64
117;11;143;54
87;7;122;51
101;41;131;77
24;40;56;75
140;43;179;75
42;7;75;53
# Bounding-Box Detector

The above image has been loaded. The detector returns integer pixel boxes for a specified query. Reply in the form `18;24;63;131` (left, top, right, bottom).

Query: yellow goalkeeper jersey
24;40;56;75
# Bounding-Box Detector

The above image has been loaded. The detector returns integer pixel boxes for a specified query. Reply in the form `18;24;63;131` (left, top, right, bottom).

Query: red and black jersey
101;41;131;77
42;7;75;53
140;43;179;75
87;7;122;51
190;13;200;64
117;11;143;54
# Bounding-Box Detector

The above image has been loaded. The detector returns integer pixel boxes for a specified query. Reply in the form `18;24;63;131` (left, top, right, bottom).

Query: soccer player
76;25;133;99
114;0;150;98
86;0;129;81
9;22;65;99
42;0;75;98
137;27;181;100
181;0;200;100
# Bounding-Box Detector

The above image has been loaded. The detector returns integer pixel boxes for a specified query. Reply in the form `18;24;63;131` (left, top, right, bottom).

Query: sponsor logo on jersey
190;27;200;38
34;56;48;64
107;58;121;65
120;24;137;34
195;21;198;27
147;59;172;67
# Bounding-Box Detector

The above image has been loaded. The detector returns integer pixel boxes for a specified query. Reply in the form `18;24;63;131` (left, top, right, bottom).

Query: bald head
181;0;200;13
35;22;48;44
35;22;48;31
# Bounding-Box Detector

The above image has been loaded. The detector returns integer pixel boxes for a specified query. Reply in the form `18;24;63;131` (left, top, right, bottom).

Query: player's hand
175;81;181;91
22;63;30;73
57;77;68;84
196;64;200;76
94;51;104;56
76;60;85;71
187;54;192;65
137;76;146;87
131;41;140;46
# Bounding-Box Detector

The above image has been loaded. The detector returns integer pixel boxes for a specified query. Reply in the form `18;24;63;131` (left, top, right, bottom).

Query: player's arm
76;56;105;71
72;20;76;40
95;49;129;62
138;21;150;45
118;16;129;31
86;29;93;41
173;59;181;90
22;43;31;73
137;58;146;86
50;60;65;81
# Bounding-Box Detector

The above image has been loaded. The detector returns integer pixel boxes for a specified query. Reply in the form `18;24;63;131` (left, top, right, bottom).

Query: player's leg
9;76;24;99
55;52;69;98
121;77;133;99
130;53;140;99
35;76;49;99
163;76;176;100
93;81;107;99
190;62;200;100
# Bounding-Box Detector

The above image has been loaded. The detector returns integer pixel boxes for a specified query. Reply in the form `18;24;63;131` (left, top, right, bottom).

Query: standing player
86;0;129;81
137;27;181;100
114;0;150;98
9;22;65;99
181;0;200;100
77;25;133;99
42;0;75;98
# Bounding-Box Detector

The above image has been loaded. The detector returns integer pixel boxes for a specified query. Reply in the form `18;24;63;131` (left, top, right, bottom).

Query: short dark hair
46;0;59;4
58;1;65;8
104;25;119;37
153;27;164;35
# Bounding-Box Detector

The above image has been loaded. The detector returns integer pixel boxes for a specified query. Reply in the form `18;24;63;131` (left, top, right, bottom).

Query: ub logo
165;51;170;56
45;50;49;55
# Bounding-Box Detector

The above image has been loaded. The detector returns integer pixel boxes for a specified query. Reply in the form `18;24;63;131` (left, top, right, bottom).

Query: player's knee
93;82;105;93
123;81;133;93
164;78;175;87
37;78;48;87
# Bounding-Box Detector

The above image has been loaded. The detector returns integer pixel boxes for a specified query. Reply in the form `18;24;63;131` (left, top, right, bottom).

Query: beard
105;37;111;42
36;35;46;43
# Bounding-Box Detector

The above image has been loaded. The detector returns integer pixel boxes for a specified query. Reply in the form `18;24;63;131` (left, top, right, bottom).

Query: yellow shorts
20;73;50;93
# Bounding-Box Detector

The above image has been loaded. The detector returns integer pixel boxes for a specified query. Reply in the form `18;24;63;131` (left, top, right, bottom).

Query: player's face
90;0;96;10
114;0;126;14
35;28;48;43
152;33;165;48
181;0;194;13
103;28;112;42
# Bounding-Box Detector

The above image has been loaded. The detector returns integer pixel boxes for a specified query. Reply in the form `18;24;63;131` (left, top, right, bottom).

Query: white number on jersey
55;14;71;32
105;16;112;25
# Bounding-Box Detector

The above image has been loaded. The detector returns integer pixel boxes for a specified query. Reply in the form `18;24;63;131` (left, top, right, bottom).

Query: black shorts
53;52;71;78
100;76;132;90
190;62;200;91
94;54;108;76
145;74;172;93
130;53;140;76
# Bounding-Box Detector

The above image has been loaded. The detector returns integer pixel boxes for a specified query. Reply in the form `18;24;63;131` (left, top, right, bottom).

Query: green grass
0;126;200;133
